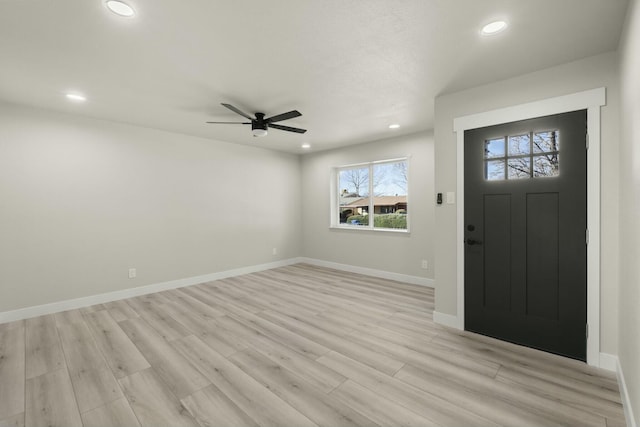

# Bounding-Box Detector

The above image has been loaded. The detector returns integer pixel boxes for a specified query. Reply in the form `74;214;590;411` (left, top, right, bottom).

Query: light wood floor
0;264;625;427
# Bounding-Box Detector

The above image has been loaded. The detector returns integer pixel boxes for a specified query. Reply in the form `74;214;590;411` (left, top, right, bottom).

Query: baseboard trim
433;311;462;329
298;257;434;288
616;356;638;427
0;258;302;324
599;352;618;372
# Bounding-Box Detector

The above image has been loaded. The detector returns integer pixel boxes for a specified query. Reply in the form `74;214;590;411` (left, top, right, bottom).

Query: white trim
598;352;618;372
450;88;605;366
298;257;434;288
0;258;302;324
617;357;638;427
433;311;460;328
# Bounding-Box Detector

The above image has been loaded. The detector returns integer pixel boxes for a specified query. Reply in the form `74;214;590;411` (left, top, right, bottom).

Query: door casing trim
452;87;605;367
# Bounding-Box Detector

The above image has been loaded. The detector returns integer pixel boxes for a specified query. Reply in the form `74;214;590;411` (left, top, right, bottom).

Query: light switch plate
446;192;455;204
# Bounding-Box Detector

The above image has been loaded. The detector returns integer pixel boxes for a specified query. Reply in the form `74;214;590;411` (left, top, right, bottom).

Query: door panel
483;194;511;311
464;110;587;361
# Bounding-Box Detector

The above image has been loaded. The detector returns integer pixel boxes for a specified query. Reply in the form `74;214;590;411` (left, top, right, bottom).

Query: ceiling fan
207;103;307;137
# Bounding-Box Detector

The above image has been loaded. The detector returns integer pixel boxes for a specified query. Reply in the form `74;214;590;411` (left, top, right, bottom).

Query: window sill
329;225;410;234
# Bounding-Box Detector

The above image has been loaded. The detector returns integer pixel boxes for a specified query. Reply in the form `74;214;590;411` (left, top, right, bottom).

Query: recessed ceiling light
389;124;400;129
481;20;507;35
301;143;311;149
65;93;87;102
105;0;135;17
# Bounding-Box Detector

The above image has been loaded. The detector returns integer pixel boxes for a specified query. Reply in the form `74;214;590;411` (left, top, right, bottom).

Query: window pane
372;161;407;229
339;167;369;224
486;160;505;180
533;131;559;153
508;158;530;179
485;138;505;159
533;154;560;177
508;134;530;156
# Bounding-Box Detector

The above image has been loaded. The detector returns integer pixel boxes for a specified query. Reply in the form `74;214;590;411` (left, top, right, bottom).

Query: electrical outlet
421;260;428;270
128;268;137;279
272;247;278;255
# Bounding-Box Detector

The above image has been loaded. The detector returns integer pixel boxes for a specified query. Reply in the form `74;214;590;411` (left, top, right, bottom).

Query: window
485;130;560;180
334;158;408;231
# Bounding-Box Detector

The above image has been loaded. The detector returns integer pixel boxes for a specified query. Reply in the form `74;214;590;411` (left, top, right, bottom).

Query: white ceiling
0;0;629;153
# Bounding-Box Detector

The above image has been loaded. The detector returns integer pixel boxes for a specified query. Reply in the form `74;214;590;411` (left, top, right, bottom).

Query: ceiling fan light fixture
252;128;268;137
105;0;135;17
301;143;311;149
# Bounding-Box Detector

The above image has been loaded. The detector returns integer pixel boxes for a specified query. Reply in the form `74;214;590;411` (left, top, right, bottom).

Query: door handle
466;238;483;246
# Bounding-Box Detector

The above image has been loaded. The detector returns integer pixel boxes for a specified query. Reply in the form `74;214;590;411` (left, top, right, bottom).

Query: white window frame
330;157;410;233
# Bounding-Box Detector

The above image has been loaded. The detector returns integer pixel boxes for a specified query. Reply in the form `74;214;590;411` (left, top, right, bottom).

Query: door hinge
586;229;589;245
586;134;589;150
586;324;589;339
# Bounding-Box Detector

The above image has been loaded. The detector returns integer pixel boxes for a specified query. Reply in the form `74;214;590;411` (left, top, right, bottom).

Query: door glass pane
508;134;530;156
486;160;505;180
533;131;559;153
508;158;530;179
484;138;505;158
533;154;560;177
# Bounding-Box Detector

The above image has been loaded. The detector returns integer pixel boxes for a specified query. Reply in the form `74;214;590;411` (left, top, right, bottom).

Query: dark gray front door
464;110;587;361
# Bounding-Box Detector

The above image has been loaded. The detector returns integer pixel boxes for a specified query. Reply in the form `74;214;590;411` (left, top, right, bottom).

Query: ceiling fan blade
266;110;302;123
205;121;251;124
269;123;307;134
221;103;254;121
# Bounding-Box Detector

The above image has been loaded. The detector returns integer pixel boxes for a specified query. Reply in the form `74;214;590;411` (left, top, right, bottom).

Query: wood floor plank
54;309;85;326
227;310;332;360
170;288;227;319
0;321;25;420
104;299;140;322
81;398;141;427
393;364;565;426
126;297;191;342
181;385;259;427
161;301;247;357
83;310;150;378
398;356;608;427
57;321;124;413
344;325;501;378
0;413;23;427
245;332;346;394
80;304;106;315
119;318;210;399
25;315;65;379
25;369;82;427
318;350;499;427
118;368;198;427
171;335;318;427
258;310;405;376
229;347;377;427
496;365;624;420
330;380;438;427
432;331;620;396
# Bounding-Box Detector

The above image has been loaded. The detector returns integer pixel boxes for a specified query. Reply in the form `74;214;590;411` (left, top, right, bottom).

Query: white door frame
452;87;605;367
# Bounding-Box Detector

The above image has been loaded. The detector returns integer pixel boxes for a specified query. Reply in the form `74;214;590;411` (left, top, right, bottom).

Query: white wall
433;52;621;355
0;102;302;312
618;0;640;423
301;132;434;281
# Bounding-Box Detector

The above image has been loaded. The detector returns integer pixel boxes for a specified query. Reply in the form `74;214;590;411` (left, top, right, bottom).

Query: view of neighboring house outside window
335;158;409;231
